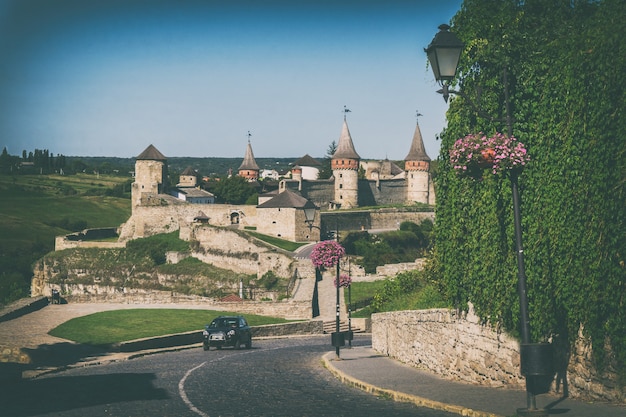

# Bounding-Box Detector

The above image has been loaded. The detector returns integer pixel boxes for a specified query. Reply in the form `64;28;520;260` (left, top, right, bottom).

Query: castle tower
238;139;259;181
178;166;198;187
291;165;303;182
404;119;432;204
132;144;167;207
331;117;360;209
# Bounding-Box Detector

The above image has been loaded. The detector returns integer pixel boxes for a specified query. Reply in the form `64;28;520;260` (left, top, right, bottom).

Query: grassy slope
0;174;132;304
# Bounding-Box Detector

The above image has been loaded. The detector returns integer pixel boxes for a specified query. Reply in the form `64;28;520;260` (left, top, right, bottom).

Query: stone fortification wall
59;291;311;320
369;209;434;230
119;203;257;240
55;227;126;251
55;237;125;251
191;226;294;278
372;309;625;403
359;178;408;207
373;259;425;278
321;209;434;233
299;179;335;210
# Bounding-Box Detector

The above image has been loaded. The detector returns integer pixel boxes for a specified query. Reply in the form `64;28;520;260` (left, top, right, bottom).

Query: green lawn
49;309;291;345
247;231;308;252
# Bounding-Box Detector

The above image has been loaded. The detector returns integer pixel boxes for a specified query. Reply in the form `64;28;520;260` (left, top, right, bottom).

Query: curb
321;351;503;417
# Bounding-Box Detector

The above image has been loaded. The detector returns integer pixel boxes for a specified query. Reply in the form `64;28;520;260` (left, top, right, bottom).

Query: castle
125;116;435;243
279;116;435;209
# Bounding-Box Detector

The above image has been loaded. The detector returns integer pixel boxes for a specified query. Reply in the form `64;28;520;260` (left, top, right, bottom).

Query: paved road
1;336;459;417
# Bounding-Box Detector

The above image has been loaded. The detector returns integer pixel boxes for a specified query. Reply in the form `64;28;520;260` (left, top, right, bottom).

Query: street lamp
424;24;464;103
303;201;320;231
426;25;553;417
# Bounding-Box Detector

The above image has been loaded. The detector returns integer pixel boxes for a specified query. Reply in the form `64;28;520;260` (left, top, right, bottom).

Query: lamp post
304;209;344;359
303;202;320;231
426;24;551;417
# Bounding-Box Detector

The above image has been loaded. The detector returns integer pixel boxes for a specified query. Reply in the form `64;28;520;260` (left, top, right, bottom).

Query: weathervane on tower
343;105;351;120
416;110;423;124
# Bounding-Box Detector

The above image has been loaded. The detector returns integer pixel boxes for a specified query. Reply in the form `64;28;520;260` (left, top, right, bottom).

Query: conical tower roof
293;154;322;167
404;122;430;162
136;144;166;161
181;166;197;176
238;141;260;171
332;119;360;160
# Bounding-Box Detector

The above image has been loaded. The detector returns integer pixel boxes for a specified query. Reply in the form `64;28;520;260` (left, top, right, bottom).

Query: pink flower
310;240;345;269
335;274;352;288
450;132;530;178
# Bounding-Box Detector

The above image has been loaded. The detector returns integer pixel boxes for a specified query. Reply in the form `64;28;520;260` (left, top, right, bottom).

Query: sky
0;0;463;160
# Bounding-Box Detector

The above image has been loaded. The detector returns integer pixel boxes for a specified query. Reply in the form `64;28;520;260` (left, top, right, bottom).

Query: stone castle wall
359;178;408;207
372;309;625;403
119;203;257;240
60;291;312;320
191;225;295;278
321;209;434;233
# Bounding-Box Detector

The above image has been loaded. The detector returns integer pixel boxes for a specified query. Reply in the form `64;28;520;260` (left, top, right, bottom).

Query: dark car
202;315;252;351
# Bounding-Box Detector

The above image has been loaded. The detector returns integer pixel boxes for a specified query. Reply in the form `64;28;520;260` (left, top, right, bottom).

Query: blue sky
0;0;462;160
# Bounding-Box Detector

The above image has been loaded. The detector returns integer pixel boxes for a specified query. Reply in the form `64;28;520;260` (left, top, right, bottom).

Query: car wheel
245;338;252;349
233;339;240;350
203;343;209;351
216;346;222;350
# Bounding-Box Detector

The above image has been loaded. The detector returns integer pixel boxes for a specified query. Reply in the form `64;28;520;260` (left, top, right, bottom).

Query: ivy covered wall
433;0;625;379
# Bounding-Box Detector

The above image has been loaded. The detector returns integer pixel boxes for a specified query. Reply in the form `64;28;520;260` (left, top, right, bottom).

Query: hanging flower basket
450;132;530;179
334;274;352;288
310;240;345;270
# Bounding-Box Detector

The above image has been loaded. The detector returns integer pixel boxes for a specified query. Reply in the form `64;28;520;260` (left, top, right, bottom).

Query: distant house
173;187;215;204
291;154;322;180
172;166;215;204
260;169;280;180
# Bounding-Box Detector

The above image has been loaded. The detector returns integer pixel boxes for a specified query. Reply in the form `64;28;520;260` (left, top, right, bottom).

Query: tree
210;175;257;205
317;140;337;180
433;0;625;377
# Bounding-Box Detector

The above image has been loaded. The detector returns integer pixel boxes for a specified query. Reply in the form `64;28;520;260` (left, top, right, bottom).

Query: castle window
339;184;343;189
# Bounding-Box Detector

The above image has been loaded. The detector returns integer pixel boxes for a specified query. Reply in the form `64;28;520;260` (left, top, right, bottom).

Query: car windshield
209;318;239;328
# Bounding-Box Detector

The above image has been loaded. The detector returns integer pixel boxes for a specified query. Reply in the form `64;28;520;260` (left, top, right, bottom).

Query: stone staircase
322;320;364;334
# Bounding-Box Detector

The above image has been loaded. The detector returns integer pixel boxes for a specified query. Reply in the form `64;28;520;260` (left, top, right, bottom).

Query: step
322;320;363;334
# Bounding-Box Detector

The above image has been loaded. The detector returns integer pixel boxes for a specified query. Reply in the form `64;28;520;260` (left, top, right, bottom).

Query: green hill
0;173;131;305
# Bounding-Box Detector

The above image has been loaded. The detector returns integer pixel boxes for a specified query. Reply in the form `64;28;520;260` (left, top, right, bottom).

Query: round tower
405;120;432;204
132;144;167;207
291;165;303;182
238;139;259;181
332;117;360;209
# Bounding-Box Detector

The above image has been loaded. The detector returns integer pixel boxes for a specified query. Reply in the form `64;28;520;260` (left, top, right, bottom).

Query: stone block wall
58;291;312;320
192;226;295;278
372;309;625;403
320;209;435;234
118;203;257;241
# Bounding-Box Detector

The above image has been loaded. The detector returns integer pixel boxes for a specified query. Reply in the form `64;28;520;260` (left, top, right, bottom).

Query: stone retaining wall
372;309;625;403
60;292;312;320
114;320;324;352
